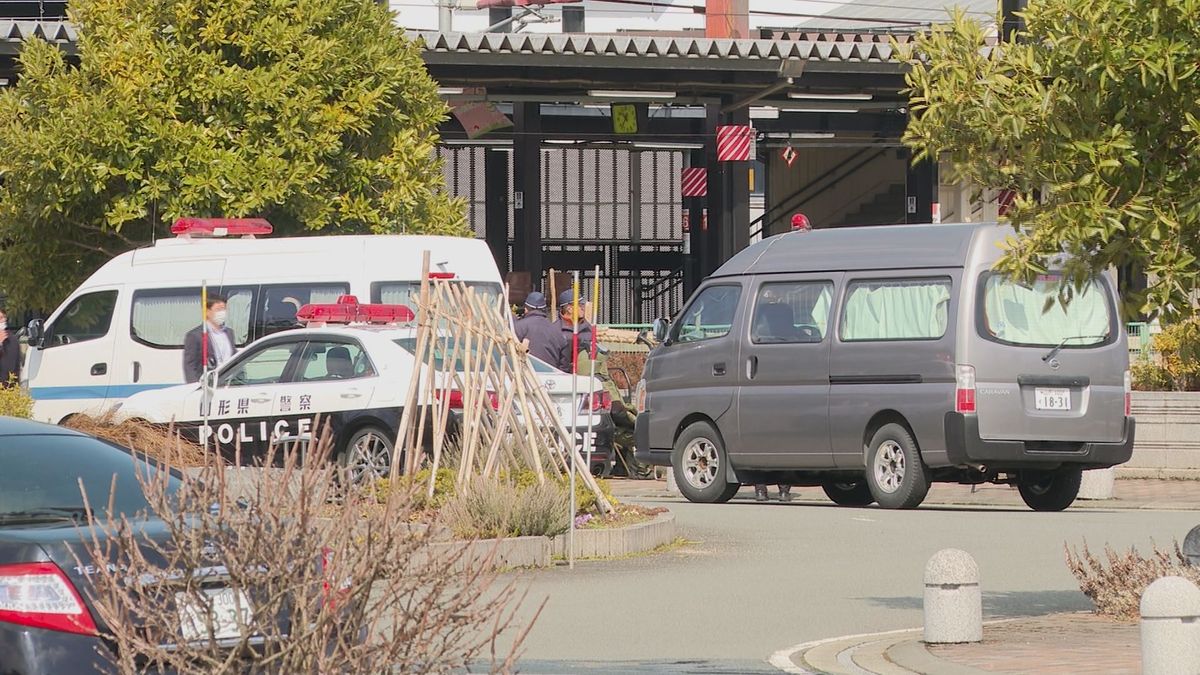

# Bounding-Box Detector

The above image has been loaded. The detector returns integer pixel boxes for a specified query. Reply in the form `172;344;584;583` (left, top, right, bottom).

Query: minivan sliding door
734;275;839;468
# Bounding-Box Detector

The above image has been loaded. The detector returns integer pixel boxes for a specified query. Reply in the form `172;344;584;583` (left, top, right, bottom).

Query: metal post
568;272;580;570
437;0;452;32
563;5;585;33
584;267;599;472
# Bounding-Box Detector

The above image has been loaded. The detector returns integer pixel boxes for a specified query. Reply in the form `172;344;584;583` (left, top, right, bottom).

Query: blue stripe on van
30;383;179;401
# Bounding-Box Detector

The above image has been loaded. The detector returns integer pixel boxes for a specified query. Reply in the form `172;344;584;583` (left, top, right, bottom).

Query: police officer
513;291;567;368
555;290;594;374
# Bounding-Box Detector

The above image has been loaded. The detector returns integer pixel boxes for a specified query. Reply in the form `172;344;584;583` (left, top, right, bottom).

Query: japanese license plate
1035;388;1071;411
177;588;253;642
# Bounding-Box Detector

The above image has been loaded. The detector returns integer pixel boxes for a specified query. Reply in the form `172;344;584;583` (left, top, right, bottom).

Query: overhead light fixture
765;132;835;140
780;107;860;114
630;141;704;150
588;90;677;99
750;106;780;120
788;92;873;101
437;87;465;95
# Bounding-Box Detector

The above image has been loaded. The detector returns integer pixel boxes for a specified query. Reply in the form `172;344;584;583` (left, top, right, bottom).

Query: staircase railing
748;143;894;240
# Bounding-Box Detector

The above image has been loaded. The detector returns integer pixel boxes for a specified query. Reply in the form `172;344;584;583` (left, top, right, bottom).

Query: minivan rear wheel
821;480;875;507
865;423;931;509
672;422;740;504
1017;468;1082;512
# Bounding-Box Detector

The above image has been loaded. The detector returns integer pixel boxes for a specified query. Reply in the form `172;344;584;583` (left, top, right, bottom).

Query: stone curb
550;511;677;559
1117;467;1200;480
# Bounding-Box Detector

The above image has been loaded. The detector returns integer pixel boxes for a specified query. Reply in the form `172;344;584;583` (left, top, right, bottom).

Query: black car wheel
671;421;740;504
865;423;931;509
1017;468;1082;512
821;480;875;507
340;427;394;485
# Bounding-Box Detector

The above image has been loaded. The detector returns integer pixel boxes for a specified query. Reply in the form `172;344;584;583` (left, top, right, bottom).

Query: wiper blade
1042;335;1109;362
0;506;90;524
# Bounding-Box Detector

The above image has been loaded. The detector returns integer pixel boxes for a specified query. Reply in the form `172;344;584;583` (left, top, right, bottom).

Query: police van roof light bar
172;218;274;238
297;295;415;325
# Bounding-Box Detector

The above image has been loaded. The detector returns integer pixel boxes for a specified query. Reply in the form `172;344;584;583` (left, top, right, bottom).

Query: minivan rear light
1124;370;1132;416
955;365;977;414
0;562;97;636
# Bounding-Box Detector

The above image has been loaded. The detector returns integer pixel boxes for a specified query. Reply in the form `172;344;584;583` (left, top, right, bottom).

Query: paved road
499;489;1200;673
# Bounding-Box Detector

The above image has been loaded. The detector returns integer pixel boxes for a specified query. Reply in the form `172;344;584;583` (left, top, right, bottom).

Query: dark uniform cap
525;291;548;309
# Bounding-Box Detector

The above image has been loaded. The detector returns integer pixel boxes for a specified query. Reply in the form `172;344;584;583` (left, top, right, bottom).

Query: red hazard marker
791;213;811;231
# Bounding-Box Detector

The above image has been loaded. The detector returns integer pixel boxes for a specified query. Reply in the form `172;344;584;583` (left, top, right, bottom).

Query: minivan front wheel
1017;468;1082;512
672;422;740;504
865;424;931;509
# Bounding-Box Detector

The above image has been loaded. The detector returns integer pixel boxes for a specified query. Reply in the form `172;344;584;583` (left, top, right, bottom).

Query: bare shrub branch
1065;539;1200;620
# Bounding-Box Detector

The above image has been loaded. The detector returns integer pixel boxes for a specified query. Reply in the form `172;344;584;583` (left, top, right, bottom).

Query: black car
0;416;185;674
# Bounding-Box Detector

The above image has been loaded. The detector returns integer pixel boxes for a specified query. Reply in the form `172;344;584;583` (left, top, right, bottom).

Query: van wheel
340;427;394;486
672;422;740;504
1017;469;1082;512
821;480;875;507
865;423;931;509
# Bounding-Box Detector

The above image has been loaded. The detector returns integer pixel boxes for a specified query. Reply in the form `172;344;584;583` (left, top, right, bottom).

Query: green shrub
0;381;33;419
441;476;569;539
1130;357;1172;391
379;467;457;509
1152;319;1200;391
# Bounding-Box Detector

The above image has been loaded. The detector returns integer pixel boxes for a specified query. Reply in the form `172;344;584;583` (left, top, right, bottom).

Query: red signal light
297;295;415;325
171;218;274;237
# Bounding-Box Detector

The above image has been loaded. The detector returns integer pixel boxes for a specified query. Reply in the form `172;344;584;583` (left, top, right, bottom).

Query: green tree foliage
0;0;466;311
903;1;1200;318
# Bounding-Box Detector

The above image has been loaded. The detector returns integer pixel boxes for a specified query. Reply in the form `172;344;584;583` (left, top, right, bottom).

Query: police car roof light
428;272;457;280
297;296;415;325
171;218;274;238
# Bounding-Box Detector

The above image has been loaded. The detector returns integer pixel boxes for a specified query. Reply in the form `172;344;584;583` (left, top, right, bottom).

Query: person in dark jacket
0;306;19;388
513;292;568;368
555;290;595;374
183;295;237;383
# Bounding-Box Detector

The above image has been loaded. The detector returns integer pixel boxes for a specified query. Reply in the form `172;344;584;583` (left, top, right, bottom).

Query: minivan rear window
980;273;1112;347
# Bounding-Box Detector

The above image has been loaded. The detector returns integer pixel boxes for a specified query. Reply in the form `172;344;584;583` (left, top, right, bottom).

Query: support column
484;148;509;274
703;105;725;277
488;7;512;32
563;5;585;33
683;148;706;298
512;103;542;281
727;107;751;257
905;152;938;224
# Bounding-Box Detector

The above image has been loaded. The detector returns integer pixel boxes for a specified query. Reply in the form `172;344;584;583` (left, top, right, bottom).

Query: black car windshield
0;434;179;525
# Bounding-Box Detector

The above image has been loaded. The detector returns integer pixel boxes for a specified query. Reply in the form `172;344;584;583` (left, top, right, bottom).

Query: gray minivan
634;223;1135;511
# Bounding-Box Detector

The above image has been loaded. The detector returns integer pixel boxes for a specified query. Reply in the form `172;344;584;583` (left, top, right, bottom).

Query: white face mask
212;310;228;327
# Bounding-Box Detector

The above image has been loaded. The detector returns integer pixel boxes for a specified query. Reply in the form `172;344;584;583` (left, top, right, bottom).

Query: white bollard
1077;467;1116;500
1141;576;1200;675
1183;525;1200;567
665;467;680;495
923;548;982;644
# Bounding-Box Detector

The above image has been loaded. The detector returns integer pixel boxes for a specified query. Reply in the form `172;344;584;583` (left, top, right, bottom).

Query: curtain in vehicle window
131;288;254;348
375;281;503;309
982;275;1111;346
752;281;833;343
841;279;951;341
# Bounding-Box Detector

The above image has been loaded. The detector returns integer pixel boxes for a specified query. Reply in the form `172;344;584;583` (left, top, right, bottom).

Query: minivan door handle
712;362;726;377
131;361;141;383
746;355;758;379
90;363;107;376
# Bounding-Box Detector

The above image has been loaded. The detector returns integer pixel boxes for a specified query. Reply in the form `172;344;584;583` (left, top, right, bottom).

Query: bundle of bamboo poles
389;255;613;515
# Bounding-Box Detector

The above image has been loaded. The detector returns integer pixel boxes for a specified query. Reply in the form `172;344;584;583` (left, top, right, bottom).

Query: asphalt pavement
498;486;1200;673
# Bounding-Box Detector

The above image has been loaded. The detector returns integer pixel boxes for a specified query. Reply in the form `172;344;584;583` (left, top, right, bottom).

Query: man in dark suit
183;295;237;383
0;305;19;388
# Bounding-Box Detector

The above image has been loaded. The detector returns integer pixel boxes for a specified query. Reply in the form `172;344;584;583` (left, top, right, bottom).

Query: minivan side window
46;291;118;348
131;287;254;349
840;278;952;342
751;281;833;344
674;285;741;344
256;284;349;337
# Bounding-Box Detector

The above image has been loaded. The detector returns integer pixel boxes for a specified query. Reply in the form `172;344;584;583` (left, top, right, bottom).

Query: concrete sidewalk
783;613;1139;675
609;477;1200;511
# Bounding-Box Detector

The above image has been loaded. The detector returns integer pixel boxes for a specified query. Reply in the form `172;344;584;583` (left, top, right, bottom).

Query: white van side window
840;278;952;342
752;281;833;344
675;285;741;344
47;291;118;347
131;288;254;349
373;281;503;308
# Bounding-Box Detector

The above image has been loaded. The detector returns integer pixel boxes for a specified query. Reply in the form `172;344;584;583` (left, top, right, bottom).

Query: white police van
23;218;504;424
114;296;614;480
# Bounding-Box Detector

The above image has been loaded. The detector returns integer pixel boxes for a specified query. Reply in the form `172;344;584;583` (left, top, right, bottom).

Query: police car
114;297;613;480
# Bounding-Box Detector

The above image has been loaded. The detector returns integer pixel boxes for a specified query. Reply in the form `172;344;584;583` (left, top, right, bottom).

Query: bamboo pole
393;252;430;481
